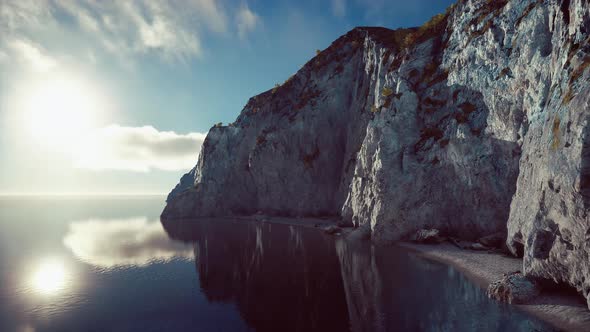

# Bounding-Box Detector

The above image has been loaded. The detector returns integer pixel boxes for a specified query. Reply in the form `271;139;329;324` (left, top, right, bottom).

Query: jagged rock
411;229;444;244
487;272;540;304
478;233;505;249
163;0;590;310
503;0;590;310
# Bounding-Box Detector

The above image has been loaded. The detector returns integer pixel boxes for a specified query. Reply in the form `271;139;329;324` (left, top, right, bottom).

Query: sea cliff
163;0;590;310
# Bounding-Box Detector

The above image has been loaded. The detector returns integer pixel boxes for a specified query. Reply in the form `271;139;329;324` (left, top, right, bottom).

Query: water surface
0;196;555;331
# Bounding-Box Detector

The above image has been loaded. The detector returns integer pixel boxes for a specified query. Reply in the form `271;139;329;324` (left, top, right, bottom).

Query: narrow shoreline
400;242;590;332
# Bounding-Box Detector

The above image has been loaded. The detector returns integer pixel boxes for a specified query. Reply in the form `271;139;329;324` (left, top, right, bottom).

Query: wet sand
400;242;590;332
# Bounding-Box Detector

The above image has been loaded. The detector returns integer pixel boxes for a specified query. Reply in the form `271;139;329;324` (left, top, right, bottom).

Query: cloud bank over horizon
76;125;206;172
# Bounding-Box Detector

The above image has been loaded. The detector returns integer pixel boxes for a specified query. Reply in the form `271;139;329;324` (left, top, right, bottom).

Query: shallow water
0;196;556;332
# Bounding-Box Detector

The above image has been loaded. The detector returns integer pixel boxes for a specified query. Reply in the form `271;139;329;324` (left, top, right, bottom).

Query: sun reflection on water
30;258;67;295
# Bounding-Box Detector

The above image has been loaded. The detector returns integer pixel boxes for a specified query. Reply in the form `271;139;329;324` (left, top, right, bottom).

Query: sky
0;0;455;195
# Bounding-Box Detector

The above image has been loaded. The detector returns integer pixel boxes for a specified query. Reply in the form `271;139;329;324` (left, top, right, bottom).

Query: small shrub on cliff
316;49;321;56
402;13;447;49
371;105;380;113
381;87;394;97
272;84;280;94
284;75;295;85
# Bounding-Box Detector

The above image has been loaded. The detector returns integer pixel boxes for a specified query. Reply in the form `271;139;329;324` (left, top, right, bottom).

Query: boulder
487;272;540;304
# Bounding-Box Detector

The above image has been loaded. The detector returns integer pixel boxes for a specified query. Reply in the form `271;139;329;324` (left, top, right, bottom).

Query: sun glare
22;75;104;148
31;258;68;295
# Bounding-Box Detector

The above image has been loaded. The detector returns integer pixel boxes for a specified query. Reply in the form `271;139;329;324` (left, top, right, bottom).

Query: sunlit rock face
163;28;374;219
164;0;590;308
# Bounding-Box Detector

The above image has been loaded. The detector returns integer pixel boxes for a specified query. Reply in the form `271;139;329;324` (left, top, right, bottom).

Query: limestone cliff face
164;28;374;218
503;0;590;309
163;0;590;307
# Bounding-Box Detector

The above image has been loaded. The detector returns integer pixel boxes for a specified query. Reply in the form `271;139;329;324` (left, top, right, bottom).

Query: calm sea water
0;196;556;332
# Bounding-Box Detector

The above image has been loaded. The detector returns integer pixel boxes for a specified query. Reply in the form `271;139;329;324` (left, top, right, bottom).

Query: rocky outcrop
163;0;590;309
487;272;540;304
163;28;375;219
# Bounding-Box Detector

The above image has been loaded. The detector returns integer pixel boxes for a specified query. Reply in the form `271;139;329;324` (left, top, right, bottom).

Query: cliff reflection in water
162;219;554;332
163;219;350;332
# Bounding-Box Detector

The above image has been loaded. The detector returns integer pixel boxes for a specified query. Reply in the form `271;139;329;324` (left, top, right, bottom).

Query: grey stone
487;272;540;304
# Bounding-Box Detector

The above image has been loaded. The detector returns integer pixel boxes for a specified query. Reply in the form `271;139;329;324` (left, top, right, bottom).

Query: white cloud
0;0;53;32
55;0;209;62
63;217;193;268
236;4;260;40
0;0;234;65
0;0;261;66
191;0;229;34
332;0;347;17
6;38;57;72
75;125;206;172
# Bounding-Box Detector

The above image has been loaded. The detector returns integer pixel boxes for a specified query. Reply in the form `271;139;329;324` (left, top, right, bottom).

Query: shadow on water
162;218;556;332
163;218;350;332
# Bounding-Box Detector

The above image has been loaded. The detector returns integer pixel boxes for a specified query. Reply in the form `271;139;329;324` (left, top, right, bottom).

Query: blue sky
0;0;455;194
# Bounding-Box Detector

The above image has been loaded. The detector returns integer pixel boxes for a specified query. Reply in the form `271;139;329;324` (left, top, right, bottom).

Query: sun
30;258;68;295
23;75;104;147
